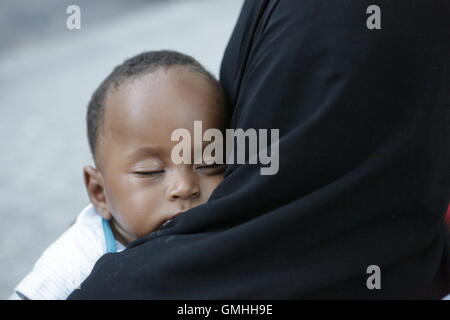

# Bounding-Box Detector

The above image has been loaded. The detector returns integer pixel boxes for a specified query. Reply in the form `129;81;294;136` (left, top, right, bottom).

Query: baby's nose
166;176;200;201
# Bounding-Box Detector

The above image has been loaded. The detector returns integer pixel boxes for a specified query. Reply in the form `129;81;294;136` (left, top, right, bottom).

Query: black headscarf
69;0;450;299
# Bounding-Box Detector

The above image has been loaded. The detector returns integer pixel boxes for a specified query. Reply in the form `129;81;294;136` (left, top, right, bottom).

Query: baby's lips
160;211;185;228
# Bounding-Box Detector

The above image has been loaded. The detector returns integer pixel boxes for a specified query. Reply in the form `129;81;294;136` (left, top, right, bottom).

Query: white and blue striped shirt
10;205;125;300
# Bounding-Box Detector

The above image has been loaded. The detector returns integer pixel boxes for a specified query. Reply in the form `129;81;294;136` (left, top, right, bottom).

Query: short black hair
87;50;222;160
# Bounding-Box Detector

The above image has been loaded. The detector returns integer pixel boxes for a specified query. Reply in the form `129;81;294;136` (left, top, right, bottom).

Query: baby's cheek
125;193;162;235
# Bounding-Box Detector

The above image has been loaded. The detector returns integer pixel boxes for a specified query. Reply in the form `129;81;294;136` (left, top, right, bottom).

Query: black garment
69;0;450;299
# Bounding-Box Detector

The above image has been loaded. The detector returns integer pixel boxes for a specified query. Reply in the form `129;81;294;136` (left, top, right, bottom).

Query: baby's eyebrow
127;145;161;161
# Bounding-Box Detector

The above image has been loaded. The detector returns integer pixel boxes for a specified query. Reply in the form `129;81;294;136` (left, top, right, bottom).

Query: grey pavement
0;0;243;298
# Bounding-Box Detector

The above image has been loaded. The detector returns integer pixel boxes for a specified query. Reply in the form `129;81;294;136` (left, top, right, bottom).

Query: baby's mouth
160;211;185;228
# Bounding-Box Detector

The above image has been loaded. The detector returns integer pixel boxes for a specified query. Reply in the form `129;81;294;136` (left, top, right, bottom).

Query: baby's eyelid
133;170;164;175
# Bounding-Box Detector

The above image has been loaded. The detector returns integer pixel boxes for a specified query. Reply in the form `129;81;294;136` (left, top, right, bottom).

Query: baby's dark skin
83;66;227;246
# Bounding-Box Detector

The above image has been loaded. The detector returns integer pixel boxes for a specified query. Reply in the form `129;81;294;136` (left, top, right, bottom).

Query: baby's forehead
97;69;226;157
104;76;222;123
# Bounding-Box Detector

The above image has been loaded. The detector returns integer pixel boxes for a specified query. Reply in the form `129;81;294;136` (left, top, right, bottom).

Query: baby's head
84;51;228;245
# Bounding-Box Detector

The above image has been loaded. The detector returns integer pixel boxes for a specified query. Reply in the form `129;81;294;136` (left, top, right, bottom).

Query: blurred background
0;0;243;298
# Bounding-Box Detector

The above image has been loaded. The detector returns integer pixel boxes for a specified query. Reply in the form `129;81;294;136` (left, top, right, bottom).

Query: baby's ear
83;165;112;220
